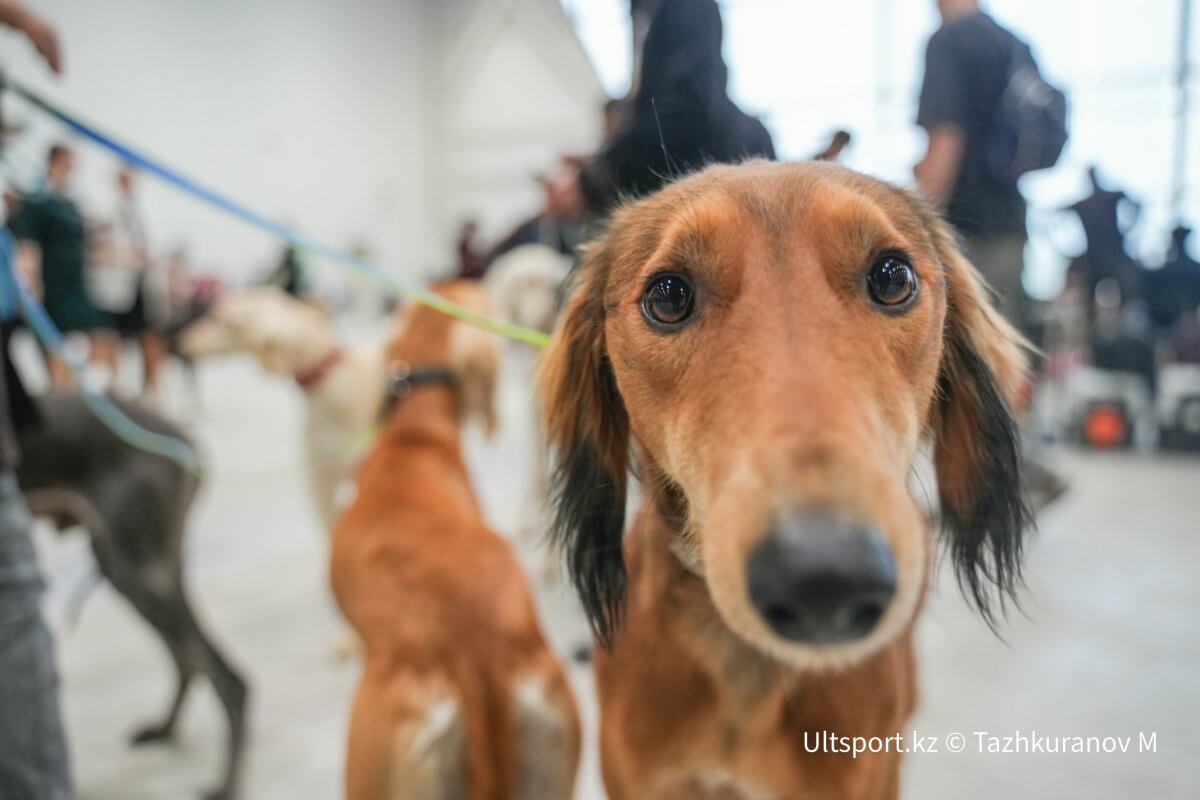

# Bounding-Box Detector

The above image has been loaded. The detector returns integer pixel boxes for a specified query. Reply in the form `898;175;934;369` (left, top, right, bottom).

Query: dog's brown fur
332;282;580;800
539;161;1030;799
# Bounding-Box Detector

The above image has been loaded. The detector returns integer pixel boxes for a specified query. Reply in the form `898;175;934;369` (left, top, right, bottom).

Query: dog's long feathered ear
927;214;1033;625
537;240;630;646
450;320;500;437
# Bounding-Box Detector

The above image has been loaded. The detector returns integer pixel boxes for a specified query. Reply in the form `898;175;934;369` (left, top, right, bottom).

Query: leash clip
380;360;458;422
387;360;415;402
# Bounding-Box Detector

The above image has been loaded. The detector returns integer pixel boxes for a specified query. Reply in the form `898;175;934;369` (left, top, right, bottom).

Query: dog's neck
639;494;789;708
639;473;703;575
651;483;705;576
356;382;477;517
294;346;344;392
378;382;461;451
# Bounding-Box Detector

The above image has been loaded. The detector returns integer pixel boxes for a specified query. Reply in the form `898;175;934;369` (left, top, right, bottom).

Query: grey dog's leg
108;559;248;800
102;563;199;745
192;610;247;800
129;641;195;745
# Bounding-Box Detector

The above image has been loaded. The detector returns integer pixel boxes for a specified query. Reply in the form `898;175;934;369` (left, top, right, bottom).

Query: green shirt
10;189;87;291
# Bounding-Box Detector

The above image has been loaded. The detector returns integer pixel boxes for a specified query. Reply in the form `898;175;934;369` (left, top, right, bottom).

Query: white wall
1;0;436;289
428;0;606;247
0;0;606;293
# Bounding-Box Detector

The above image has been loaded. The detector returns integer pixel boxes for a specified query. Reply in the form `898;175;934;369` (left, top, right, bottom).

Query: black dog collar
380;361;458;420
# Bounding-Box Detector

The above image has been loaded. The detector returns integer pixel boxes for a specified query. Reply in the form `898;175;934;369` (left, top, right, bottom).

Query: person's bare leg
46;355;73;389
140;331;167;399
88;331;120;388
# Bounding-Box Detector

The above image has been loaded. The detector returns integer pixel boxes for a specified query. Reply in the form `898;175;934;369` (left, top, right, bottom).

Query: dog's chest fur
667;563;787;717
300;345;387;526
664;770;784;800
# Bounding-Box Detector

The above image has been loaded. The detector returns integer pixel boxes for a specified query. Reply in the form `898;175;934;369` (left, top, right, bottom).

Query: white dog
180;288;386;533
483;245;574;578
484;244;571;335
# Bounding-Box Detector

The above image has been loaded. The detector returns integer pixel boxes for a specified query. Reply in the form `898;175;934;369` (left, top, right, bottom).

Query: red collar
294;347;344;391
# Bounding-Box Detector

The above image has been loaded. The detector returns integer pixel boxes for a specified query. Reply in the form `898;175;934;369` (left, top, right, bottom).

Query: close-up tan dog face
540;160;1030;670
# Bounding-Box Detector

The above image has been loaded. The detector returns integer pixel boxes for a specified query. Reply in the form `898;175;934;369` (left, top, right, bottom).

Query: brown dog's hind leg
512;675;579;800
347;672;469;800
392;698;468;800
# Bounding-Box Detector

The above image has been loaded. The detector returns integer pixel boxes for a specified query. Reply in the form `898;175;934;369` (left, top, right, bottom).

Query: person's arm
0;1;61;73
8;199;43;298
914;125;965;205
1121;192;1142;231
14;240;41;299
543;163;585;219
914;30;967;206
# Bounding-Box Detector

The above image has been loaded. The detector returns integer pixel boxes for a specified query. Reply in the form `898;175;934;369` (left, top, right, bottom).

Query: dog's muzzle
745;509;896;645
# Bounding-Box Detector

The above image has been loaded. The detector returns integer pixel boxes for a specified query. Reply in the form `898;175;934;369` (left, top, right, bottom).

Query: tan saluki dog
539;161;1031;799
333;281;580;800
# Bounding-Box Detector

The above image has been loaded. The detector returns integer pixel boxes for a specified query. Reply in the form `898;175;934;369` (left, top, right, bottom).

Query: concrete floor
30;342;1200;799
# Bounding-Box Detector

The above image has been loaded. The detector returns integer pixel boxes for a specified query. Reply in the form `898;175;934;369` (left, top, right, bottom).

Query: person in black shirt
915;0;1030;332
546;0;775;218
263;244;309;297
1144;226;1200;338
915;0;1068;509
1066;166;1143;307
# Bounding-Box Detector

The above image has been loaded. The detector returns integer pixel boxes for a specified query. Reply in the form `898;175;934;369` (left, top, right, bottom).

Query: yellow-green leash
4;75;551;349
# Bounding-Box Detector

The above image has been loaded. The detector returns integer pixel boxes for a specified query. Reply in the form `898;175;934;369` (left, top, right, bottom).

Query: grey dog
16;391;247;800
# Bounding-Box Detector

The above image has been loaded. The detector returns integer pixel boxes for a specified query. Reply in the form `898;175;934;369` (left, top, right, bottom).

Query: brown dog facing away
539;161;1031;799
332;281;580;800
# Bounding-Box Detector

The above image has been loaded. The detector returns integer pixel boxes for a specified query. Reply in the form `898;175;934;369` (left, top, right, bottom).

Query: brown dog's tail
363;672;471;800
371;663;516;800
452;661;515;800
453;660;580;800
510;663;581;799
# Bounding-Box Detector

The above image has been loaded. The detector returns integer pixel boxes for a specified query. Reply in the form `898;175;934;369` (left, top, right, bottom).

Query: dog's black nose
746;511;896;645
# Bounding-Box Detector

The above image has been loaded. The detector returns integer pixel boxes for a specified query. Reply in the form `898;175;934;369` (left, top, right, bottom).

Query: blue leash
3;77;551;349
0;73;552;473
0;230;203;474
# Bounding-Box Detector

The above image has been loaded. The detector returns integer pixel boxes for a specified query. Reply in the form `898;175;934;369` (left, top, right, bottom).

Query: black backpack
985;39;1068;181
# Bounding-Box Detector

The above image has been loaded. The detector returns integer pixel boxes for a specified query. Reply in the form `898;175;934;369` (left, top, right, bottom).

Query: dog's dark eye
865;256;918;308
642;273;695;328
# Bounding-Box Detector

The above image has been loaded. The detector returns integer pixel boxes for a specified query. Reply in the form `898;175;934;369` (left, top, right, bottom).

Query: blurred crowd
5;147;210;395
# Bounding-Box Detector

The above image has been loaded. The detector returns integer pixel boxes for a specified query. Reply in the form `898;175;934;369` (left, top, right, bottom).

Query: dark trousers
0;470;72;799
962;233;1030;336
